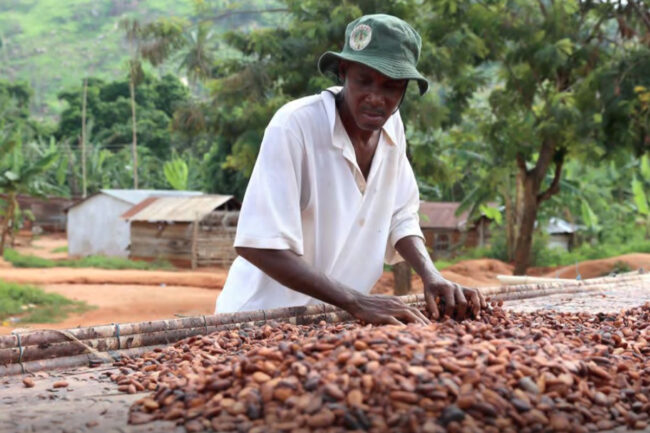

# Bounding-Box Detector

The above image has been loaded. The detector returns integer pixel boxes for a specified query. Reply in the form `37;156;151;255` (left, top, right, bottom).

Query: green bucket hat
318;14;429;95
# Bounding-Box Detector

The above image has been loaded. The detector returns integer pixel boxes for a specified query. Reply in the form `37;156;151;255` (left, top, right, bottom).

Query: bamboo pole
0;274;646;371
0;310;375;375
496;275;577;285
0;344;162;377
1;273;646;351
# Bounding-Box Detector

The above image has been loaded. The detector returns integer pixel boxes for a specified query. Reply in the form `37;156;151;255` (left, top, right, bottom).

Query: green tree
0;125;58;253
56;74;190;195
419;0;650;273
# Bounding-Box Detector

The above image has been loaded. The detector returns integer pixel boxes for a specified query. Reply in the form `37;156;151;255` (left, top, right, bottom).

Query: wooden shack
122;195;240;268
0;194;77;233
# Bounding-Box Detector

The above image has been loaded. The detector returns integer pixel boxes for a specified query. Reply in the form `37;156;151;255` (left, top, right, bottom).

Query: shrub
0;280;93;323
3;249;174;270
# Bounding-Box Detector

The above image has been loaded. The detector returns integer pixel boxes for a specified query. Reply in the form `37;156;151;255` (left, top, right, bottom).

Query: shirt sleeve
385;121;424;265
234;123;305;255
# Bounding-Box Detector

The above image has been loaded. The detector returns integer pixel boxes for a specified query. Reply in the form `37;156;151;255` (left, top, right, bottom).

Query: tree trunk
512;141;564;275
513;168;526;261
66;143;80;197
513;176;539;274
129;78;138;189
393;262;412;296
0;192;16;255
81;78;88;198
502;185;515;261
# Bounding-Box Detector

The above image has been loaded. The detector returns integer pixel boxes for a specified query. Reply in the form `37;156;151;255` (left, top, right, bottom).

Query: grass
534;239;650;268
0;279;93;324
3;248;175;270
50;246;67;253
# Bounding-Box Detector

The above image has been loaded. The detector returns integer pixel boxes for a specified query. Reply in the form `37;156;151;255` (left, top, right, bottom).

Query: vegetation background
1;0;649;275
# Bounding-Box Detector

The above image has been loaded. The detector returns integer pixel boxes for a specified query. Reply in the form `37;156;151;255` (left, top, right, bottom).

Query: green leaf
163;157;189;190
580;199;600;230
21;151;59;182
4;171;18;181
479;204;502;225
55;152;69;186
632;177;649;216
640;154;650;182
555;38;574;56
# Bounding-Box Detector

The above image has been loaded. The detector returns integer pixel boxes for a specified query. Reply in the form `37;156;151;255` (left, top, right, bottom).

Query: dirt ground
0;284;218;336
372;254;650;294
1;235;649;334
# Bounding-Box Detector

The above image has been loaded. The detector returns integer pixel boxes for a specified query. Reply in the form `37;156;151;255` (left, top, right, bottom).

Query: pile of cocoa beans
112;303;650;433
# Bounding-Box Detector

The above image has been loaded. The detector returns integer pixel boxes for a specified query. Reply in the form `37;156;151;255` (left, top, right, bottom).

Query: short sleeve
385;126;424;264
234;124;305;255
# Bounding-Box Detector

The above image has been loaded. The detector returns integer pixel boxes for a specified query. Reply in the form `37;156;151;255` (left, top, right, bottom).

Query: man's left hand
423;275;487;320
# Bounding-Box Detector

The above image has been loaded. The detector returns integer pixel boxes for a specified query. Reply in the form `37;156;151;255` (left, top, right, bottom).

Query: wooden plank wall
130;222;194;262
129;211;239;267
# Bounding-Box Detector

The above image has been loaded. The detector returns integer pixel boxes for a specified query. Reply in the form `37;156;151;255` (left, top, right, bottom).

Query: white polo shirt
215;88;423;313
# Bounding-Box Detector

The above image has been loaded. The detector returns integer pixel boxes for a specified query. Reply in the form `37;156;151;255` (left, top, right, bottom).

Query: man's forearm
235;247;359;310
394;236;444;282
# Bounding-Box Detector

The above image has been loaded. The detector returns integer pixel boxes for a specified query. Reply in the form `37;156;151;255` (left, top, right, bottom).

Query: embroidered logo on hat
349;24;372;51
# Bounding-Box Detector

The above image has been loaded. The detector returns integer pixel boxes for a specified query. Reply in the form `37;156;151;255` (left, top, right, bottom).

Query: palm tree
178;23;215;86
120;18;145;189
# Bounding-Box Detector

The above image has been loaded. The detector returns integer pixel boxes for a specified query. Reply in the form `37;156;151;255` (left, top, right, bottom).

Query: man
216;14;486;324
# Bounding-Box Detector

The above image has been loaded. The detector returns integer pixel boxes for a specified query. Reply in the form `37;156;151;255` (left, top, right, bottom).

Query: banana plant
0;125;59;253
163;154;189;191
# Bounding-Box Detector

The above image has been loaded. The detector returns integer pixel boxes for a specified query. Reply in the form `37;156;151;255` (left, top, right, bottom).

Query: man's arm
395;236;487;319
235;246;430;325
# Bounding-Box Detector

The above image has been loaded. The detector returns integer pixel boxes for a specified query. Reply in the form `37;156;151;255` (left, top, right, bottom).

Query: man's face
339;61;408;132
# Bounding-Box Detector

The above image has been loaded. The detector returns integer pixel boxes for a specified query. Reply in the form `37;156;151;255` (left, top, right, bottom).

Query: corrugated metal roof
101;189;203;205
122;195;235;222
66;189;204;210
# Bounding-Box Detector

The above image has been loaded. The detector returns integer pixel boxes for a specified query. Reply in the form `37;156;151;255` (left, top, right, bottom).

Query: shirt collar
321;87;398;147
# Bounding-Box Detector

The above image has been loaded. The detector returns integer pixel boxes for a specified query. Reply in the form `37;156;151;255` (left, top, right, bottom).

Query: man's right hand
344;292;431;326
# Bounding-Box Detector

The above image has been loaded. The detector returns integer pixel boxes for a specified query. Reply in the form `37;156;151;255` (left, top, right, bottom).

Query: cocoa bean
307;409;335;428
108;302;650;433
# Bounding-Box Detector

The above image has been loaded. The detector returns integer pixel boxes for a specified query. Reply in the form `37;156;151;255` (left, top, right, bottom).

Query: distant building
66;189;203;257
122;195;240;268
545;217;579;251
0;194;76;233
419;201;492;259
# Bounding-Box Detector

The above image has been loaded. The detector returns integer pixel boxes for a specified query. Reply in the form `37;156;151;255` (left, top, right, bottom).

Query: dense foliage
1;0;649;273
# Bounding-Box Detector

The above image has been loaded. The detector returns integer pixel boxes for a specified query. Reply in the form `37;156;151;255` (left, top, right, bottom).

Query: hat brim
318;51;429;96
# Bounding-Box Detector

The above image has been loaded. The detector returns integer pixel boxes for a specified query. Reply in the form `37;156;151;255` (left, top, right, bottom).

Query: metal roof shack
66;189;204;258
123;195;240;268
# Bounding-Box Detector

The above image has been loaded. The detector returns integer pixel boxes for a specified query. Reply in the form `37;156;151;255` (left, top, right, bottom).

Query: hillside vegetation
0;0;277;118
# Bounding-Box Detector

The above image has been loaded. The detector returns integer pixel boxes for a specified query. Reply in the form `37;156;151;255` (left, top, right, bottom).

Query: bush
528;238;650;267
446;227;650;269
3;249;175;270
0;280;93;323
